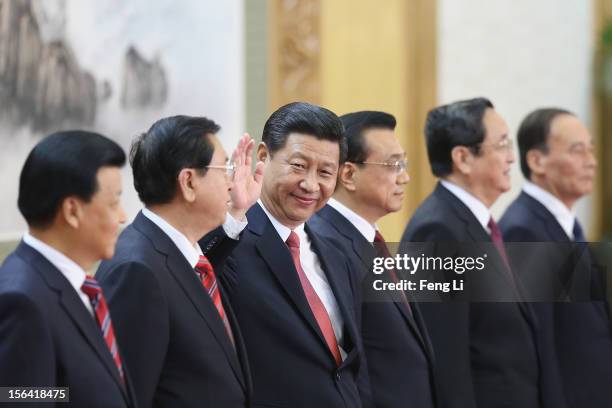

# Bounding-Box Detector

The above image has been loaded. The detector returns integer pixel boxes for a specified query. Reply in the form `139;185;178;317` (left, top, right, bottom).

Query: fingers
244;139;255;167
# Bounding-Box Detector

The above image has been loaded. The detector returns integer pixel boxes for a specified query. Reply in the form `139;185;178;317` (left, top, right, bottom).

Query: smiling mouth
292;194;318;206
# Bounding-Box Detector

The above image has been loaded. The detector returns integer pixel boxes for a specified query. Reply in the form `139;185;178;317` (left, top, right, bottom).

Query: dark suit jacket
0;242;135;408
401;183;542;408
310;204;438;408
96;211;251;408
500;191;612;408
203;202;364;408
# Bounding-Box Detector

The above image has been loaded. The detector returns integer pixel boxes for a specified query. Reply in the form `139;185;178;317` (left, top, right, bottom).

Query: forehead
276;133;340;163
482;108;509;142
208;134;228;161
549;114;592;145
95;166;123;193
362;128;403;157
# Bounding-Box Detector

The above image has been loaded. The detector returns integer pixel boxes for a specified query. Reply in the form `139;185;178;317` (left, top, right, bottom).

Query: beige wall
269;0;437;241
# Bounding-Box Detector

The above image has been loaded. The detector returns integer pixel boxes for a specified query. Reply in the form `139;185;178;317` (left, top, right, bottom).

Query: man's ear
61;196;83;229
451;145;474;175
526;149;547;177
177;168;198;203
256;142;269;164
338;162;357;192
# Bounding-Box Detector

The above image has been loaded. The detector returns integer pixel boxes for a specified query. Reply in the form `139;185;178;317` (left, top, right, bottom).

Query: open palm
229;133;264;213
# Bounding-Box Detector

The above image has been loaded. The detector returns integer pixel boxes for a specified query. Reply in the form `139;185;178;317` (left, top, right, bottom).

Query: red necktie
374;230;412;315
286;231;342;366
195;255;235;347
81;278;125;384
488;217;511;269
488;217;519;290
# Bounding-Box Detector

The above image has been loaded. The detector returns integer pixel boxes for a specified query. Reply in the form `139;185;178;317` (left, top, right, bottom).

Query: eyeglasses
352;159;408;174
477;138;514;152
205;163;235;177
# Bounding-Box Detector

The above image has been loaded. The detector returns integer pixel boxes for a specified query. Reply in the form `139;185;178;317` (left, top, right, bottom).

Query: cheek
321;178;336;196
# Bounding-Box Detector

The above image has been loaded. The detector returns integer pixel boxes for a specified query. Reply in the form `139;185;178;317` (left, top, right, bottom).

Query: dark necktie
286;231;342;366
488;217;510;268
81;278;125;384
488;217;520;291
195;255;235;347
374;230;412;315
573;219;586;242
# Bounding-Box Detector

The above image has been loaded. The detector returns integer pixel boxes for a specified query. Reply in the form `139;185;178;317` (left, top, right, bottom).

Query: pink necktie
286;231;342;366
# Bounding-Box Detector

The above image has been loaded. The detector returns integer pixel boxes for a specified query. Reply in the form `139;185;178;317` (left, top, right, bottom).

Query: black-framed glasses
205;163;235;177
352;159;408;174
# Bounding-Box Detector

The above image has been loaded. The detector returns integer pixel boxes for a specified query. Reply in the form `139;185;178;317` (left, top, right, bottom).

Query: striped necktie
81;278;125;384
195;255;235;347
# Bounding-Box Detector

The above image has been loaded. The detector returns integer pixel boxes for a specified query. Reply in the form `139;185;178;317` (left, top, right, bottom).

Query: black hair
425;97;494;177
130;115;220;205
262;102;347;162
340;110;396;163
18;130;126;228
517;108;573;180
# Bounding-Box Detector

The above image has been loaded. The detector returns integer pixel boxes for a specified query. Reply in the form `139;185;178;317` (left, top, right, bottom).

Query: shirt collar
522;181;576;239
327;198;377;243
440;179;491;230
258;199;305;243
22;232;88;292
142;208;203;268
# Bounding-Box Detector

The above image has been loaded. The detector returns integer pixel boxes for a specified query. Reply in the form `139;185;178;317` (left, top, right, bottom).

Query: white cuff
222;212;248;240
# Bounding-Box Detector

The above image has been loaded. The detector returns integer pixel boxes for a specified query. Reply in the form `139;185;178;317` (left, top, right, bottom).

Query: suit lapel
18;243;129;402
317;206;369;267
436;185;533;317
307;226;362;366
317;205;432;356
250;209;328;350
249;204;351;365
134;213;247;391
520;192;570;242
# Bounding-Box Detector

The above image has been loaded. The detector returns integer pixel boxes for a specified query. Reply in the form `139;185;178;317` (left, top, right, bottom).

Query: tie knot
286;231;300;249
195;255;213;275
81;277;101;300
374;230;385;244
488;216;499;232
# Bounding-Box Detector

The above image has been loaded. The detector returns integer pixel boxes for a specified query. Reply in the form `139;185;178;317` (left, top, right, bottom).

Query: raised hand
228;133;265;220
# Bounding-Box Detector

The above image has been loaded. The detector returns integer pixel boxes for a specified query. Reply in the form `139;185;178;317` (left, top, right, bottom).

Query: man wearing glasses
400;98;560;408
96;115;263;408
309;111;437;407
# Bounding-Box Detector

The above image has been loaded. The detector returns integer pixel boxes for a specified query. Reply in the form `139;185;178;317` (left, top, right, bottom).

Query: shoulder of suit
0;258;52;307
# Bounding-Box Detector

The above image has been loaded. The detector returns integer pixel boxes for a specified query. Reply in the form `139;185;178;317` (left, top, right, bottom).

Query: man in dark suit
309;110;437;408
204;102;365;408
0;131;136;407
401;98;562;408
96;116;263;408
499;108;612;408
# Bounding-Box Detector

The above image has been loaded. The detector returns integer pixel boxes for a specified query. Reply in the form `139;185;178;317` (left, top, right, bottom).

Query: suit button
335;372;341;381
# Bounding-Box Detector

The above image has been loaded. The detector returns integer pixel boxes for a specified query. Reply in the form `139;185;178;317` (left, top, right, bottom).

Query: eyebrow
386;152;406;160
289;152;337;168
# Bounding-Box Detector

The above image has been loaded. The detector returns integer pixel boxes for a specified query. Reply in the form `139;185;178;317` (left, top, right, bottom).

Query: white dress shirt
327;198;377;243
23;233;94;316
142;208;248;269
258;200;347;359
440;179;492;233
142;208;203;268
523;181;576;240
